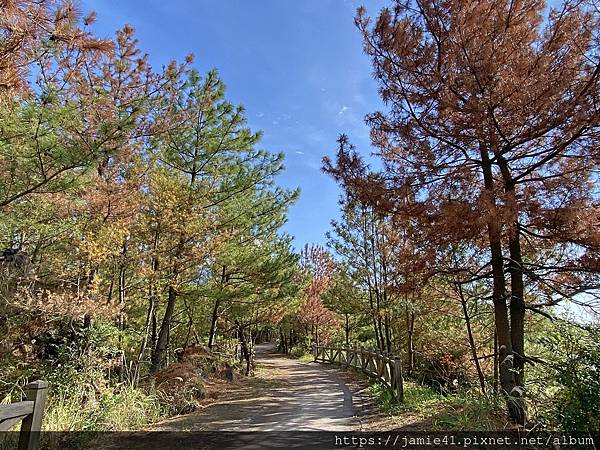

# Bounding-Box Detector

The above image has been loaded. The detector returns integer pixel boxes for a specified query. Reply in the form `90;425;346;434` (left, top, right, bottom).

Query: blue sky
81;0;388;249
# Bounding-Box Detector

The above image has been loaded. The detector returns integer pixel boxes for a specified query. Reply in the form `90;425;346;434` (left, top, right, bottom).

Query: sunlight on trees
1;0;598;435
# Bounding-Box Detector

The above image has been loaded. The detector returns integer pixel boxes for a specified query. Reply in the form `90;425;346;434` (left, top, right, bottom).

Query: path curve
152;343;359;432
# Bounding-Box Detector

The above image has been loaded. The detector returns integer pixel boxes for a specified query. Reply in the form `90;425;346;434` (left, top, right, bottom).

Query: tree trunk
508;230;526;423
144;227;160;372
371;315;382;351
480;148;517;419
384;314;392;354
278;328;285;353
208;298;220;350
151;309;157;353
498;156;527;424
376;316;386;353
493;329;499;394
362;206;382;352
406;304;415;377
237;321;252;375
344;313;350;346
458;284;486;394
136;292;155;382
209;265;227;350
150;285;177;373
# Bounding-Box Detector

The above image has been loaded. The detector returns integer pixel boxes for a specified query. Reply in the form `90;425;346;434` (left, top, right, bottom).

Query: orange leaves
297;245;339;335
12;285;120;321
0;0;114;101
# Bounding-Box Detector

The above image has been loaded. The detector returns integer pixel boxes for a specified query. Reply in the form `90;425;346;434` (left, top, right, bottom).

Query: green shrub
369;381;506;430
432;393;506;430
289;345;314;362
100;386;163;430
538;321;600;432
370;381;443;415
36;321;167;432
290;346;308;357
44;385;164;432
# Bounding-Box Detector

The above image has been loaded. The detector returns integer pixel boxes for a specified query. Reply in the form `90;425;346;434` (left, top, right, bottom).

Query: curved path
152;343;359;432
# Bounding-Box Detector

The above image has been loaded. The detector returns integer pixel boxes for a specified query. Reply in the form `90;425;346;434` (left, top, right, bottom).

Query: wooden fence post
311;345;404;404
18;380;48;450
393;357;404;402
359;346;366;372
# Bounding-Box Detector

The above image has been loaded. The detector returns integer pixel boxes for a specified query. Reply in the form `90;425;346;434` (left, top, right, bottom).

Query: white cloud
338;105;350;116
295;151;305;155
256;112;265;118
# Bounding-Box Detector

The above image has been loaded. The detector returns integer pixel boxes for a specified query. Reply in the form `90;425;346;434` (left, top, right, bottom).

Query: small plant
370;381;443;415
44;385;164;432
536;322;600;432
100;386;163;430
290;346;314;362
298;352;314;363
369;381;506;430
431;393;506;430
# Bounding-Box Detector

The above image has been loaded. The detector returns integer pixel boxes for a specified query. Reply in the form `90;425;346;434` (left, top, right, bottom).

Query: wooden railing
313;344;404;402
0;380;48;450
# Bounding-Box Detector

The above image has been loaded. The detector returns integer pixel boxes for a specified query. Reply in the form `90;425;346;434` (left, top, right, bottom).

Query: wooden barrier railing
0;380;48;450
313;344;404;402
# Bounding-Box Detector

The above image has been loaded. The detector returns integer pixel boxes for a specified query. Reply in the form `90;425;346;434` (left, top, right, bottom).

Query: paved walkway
151;343;358;431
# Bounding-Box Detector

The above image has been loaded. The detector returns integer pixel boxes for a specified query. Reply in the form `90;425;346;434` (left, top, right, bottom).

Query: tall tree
147;69;291;372
327;194;399;353
325;0;600;424
204;182;298;350
297;245;339;346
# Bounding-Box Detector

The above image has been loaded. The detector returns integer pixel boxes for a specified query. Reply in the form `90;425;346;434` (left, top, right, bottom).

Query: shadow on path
149;343;357;432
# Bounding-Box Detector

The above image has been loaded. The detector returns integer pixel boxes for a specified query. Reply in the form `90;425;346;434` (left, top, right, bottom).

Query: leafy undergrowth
284;346;314;363
39;346;241;432
44;385;164;432
297;352;315;363
369;381;509;431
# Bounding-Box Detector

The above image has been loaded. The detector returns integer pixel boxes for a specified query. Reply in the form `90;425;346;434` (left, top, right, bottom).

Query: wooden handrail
0;401;34;422
312;344;404;402
0;380;48;450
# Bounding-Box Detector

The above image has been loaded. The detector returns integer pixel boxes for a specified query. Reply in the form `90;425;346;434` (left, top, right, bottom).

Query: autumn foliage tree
1;0;300;422
325;0;600;424
297;245;339;346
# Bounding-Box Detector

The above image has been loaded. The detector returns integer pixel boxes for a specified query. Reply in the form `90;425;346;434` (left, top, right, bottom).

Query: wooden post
18;380;48;450
393;357;404;402
359;346;366;372
312;343;317;361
